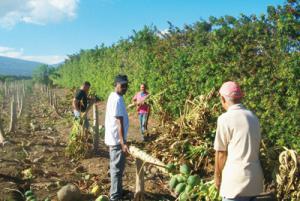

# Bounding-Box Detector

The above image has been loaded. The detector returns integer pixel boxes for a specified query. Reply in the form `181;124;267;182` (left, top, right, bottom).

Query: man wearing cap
105;75;130;201
214;81;264;201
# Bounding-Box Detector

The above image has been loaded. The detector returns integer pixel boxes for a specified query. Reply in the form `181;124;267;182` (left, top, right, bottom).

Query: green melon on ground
180;164;191;175
176;175;187;183
187;175;200;187
185;184;193;193
175;183;186;194
169;176;178;189
179;192;189;201
166;163;176;173
95;195;109;201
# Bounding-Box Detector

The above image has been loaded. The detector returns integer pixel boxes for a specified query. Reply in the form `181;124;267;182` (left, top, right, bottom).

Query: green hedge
53;1;300;150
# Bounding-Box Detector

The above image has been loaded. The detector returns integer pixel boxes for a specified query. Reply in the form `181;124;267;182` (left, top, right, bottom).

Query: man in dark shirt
72;81;91;127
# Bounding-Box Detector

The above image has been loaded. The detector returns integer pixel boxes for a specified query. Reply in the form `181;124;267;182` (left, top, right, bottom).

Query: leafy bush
52;1;300;150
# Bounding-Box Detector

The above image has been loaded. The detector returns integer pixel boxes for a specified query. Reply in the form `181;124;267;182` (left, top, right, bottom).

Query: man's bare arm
72;98;80;111
214;150;227;190
116;116;129;154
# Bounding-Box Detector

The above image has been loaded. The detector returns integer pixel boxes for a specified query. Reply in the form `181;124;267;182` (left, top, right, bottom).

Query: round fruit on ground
176;175;187;183
187;175;200;187
169;176;178;189
185;184;193;193
180;164;191;175
166;163;176;173
95;195;110;201
179;192;188;201
175;183;186;194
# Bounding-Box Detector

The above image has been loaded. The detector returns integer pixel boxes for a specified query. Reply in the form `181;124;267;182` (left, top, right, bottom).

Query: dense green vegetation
32;64;57;86
0;75;31;82
52;1;300;150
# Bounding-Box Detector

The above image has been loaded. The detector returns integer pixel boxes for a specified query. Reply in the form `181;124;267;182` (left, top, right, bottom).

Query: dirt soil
0;87;173;201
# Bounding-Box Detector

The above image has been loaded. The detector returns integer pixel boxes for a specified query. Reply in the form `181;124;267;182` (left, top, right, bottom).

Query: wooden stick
4;81;7;96
52;94;56;109
22;82;25;95
17;88;20;110
9;98;17;133
92;104;99;151
49;90;53;106
134;158;145;201
0;112;5;144
17;96;23;118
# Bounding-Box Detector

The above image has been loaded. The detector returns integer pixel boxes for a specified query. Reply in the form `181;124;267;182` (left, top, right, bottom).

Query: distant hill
0;56;44;76
51;61;64;68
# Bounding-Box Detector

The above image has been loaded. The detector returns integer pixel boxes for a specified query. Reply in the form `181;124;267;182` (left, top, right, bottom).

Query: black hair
141;83;147;89
114;74;128;86
83;81;91;87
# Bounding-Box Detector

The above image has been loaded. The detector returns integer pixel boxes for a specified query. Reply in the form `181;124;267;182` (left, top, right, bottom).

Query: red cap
219;81;244;99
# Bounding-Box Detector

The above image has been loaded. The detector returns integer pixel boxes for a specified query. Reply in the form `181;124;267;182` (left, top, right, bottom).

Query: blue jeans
109;145;126;201
138;113;148;135
223;197;257;201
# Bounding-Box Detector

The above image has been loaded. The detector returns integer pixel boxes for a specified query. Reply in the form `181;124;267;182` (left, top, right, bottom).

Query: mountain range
0;56;44;76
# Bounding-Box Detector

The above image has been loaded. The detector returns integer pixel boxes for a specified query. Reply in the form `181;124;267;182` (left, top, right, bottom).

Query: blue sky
0;0;284;64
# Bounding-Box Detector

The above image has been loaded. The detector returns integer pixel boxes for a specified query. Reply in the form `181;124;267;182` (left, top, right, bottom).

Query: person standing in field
72;81;101;153
72;81;91;129
105;75;130;201
132;83;150;141
214;81;264;201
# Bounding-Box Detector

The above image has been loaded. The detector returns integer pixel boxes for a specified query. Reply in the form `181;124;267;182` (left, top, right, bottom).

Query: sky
0;0;284;65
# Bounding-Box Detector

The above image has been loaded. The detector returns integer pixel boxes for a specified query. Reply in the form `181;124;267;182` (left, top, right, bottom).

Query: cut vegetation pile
145;90;217;175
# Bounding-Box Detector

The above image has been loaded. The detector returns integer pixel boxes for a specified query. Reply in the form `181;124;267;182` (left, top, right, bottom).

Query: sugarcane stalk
129;146;168;174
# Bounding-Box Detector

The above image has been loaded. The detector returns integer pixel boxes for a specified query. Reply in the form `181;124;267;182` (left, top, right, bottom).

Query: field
0;85;174;201
0;1;299;200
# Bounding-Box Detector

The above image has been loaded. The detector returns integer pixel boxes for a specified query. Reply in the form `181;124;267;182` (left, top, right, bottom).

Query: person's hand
121;143;130;156
214;174;221;191
137;100;145;106
74;110;80;118
0;136;8;147
0;137;4;145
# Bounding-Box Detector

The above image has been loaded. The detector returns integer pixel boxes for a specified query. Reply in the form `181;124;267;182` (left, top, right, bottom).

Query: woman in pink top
132;83;150;141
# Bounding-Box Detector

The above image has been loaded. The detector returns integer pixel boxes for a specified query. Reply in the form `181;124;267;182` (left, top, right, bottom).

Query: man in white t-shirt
105;74;129;201
214;81;264;201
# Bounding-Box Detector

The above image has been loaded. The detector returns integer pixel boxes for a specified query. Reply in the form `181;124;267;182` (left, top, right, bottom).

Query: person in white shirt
105;75;129;201
214;81;264;201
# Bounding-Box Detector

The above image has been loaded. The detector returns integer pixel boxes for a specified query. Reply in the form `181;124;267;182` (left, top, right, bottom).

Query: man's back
75;89;88;112
214;104;264;198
